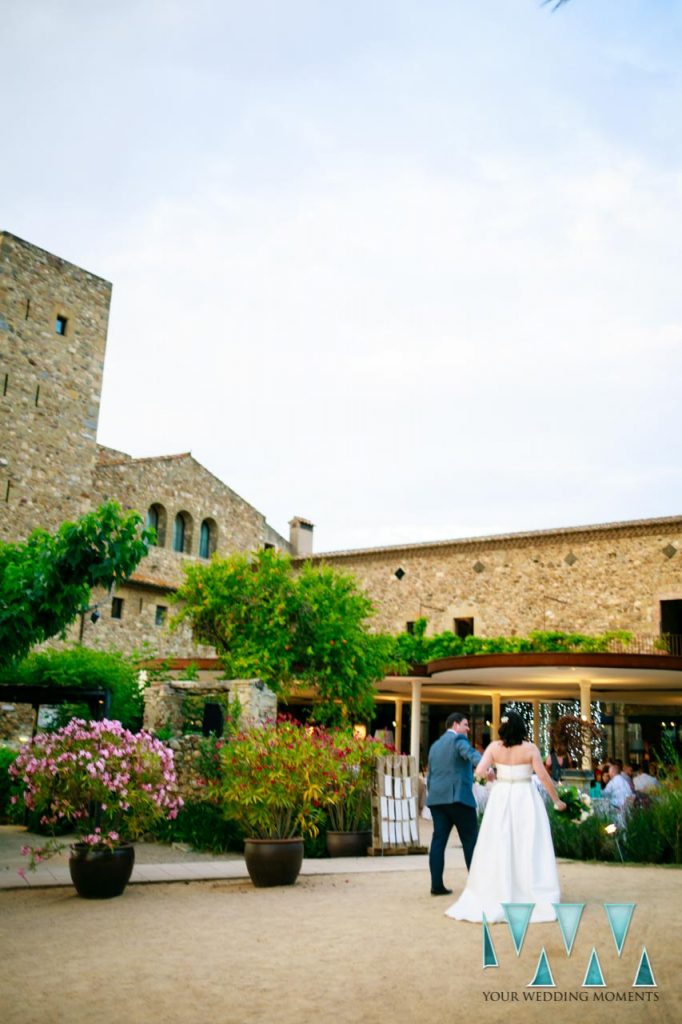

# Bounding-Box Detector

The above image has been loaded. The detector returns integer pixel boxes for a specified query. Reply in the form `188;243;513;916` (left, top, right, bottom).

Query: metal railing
603;634;682;657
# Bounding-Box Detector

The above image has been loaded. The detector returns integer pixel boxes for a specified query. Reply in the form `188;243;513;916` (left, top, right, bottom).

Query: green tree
173;548;392;725
0;502;153;668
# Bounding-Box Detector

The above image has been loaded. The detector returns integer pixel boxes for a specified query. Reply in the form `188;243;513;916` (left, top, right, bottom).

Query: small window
173;514;185;553
146;503;167;546
155;605;167;626
198;517;217;558
55;315;68;335
111;597;124;620
406;621;415;634
173;511;193;553
454;617;474;638
394;567;406;580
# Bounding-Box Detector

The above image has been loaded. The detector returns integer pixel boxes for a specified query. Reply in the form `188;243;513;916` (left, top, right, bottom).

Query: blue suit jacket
426;730;481;809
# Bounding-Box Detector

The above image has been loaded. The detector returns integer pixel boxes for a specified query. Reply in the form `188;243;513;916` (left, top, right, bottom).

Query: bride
445;710;566;924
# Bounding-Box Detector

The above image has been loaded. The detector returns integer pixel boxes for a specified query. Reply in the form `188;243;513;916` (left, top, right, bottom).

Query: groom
426;712;482;896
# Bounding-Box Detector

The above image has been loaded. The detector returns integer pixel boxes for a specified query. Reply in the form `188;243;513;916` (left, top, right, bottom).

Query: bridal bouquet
555;785;592;823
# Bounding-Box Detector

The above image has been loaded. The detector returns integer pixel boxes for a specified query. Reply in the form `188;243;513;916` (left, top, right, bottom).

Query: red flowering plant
320;731;392;832
10;718;183;871
212;716;334;840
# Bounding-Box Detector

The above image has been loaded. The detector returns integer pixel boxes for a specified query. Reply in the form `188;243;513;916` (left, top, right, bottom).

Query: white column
579;680;592;770
394;699;404;754
532;699;540;748
410;680;422;765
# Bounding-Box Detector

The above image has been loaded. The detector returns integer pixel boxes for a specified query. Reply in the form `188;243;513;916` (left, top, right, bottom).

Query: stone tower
0;232;112;541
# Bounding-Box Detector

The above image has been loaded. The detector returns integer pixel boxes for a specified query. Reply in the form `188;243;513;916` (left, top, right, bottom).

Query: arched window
199;518;218;559
146;504;167;547
172;511;194;554
173;513;185;553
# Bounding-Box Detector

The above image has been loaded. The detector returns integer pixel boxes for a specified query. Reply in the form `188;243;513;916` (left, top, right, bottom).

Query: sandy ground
1;845;681;1024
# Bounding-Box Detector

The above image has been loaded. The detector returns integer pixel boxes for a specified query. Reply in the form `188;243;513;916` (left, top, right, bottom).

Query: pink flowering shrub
10;718;183;867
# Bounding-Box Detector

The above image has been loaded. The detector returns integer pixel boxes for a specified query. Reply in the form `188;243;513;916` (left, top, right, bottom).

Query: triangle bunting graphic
632;947;657;988
554;903;585;956
604;903;635;956
528;948;555;988
482;915;498;969
582;947;606;987
502;903;534;955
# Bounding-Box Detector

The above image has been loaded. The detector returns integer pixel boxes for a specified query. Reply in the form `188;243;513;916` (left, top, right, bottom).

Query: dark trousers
429;802;478;889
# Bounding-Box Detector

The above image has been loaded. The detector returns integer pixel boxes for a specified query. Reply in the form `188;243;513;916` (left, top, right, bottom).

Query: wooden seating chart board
369;754;426;855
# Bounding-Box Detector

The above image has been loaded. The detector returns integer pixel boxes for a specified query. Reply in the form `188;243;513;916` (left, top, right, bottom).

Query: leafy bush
152;800;244;854
549;807;617;861
0;748;21;824
0;647;145;730
389;623;634;668
212;717;330;839
623;805;667;863
11;719;183;860
320;730;391;831
649;737;682;863
211;717;391;842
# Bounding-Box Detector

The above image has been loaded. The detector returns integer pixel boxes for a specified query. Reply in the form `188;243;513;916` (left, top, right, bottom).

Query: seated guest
603;761;633;811
634;763;660;792
621;761;636;793
589;767;604;799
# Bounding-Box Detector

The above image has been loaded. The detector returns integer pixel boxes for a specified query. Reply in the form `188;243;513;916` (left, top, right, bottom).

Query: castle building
2;231;682;765
0;231;111;540
0;231;301;659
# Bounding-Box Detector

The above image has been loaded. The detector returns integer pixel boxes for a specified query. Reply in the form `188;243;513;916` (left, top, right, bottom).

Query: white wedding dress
445;762;560;923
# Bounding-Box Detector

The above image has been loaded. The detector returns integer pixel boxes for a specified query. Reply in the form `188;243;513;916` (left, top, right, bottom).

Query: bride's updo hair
498;710;527;747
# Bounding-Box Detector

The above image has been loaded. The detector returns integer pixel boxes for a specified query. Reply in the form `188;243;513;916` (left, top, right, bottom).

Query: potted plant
212;716;328;886
321;731;389;856
10;717;183;898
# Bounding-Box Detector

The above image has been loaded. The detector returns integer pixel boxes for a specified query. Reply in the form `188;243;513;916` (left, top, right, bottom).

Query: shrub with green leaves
0;647;145;730
0;748;21;824
389;621;634;667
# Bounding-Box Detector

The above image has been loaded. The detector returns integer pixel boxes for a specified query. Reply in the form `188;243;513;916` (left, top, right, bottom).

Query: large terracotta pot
326;830;372;858
69;843;135;899
243;838;304;887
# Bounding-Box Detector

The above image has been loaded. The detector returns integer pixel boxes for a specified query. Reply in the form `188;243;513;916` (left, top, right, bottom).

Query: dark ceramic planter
69;843;135;899
325;830;372;858
243;838;304;887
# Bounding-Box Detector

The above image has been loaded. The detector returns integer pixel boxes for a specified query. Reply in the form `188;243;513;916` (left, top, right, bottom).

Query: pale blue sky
3;1;682;551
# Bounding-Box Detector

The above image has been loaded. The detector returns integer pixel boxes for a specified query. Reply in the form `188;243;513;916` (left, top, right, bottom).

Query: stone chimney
289;516;314;556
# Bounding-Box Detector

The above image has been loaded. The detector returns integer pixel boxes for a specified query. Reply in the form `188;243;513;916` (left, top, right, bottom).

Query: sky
3;0;682;553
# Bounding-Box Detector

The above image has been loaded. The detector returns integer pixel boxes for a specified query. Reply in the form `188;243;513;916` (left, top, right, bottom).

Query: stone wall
0;231;111;542
143;678;276;735
92;449;280;563
0;702;34;745
305;517;682;637
59;581;216;659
